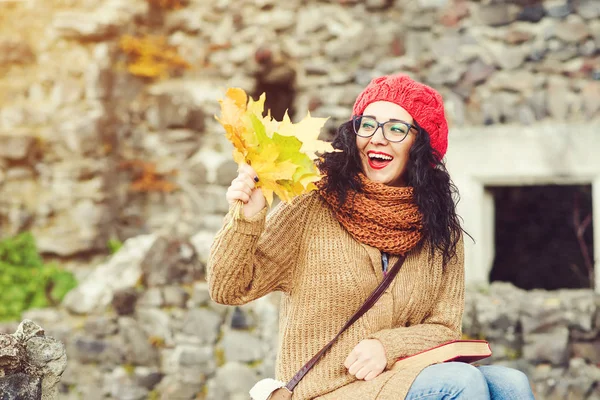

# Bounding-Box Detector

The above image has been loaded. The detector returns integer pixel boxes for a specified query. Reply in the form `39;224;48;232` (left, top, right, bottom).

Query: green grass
0;232;77;321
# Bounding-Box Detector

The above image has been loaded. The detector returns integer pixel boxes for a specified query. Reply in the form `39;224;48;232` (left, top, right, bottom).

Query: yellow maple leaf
278;111;335;160
215;88;336;209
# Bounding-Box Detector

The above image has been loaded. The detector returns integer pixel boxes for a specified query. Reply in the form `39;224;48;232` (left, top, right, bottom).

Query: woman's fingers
226;173;257;204
343;351;357;370
354;365;370;380
347;359;365;376
363;370;381;381
227;190;250;203
239;163;259;181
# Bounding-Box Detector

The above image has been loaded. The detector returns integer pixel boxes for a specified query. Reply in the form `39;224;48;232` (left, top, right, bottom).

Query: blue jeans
405;362;535;399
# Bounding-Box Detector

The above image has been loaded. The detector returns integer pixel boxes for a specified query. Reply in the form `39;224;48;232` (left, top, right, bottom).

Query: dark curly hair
317;120;466;265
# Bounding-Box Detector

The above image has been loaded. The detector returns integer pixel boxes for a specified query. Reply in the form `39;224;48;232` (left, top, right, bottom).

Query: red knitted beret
352;74;449;159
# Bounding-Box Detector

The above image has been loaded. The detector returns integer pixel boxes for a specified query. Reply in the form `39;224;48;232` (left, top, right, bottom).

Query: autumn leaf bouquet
216;88;335;218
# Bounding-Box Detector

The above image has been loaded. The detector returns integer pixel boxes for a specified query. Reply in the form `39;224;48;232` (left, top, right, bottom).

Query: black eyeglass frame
351;115;418;143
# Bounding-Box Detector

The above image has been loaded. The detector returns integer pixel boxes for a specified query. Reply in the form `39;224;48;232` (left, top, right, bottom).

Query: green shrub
0;232;77;321
107;237;123;254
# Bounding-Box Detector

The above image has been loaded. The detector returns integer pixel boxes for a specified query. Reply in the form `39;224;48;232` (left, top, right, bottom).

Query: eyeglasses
352;115;417;143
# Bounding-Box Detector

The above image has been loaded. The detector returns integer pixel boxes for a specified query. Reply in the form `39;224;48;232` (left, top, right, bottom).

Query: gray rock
488;70;536;93
463;59;496;86
417;0;448;8
60;361;104;399
441;90;466;126
107;366;149;400
468;284;522;345
162;286;189;308
517;4;546;22
571;342;600;364
137;288;164;308
145;93;205;132
0;373;42;400
155;374;202;399
133;366;163;390
188;282;212;308
215;159;238;187
518;105;537;125
140;237;201;287
118;317;159;366
32;199;109;257
0;135;37;161
529;90;548;120
165;345;215;393
365;0;391;10
190;232;216;267
546;76;570;120
576;0;600;19
0;335;24;376
544;0;573;18
554;17;591;43
26;337;67;400
561;290;596;332
488;42;528;70
194;186;230;215
136;308;173;346
25;337;66;370
476;3;520;26
220;331;264;363
205;362;258;400
579;39;597;57
185;161;208;186
69;335;124;365
84;316;119;338
405;9;437;29
180;309;221;344
14;320;45;343
404;31;434;59
173;345;214;370
227;307;255;330
56;105;106;156
427;62;467;85
523;326;569;365
112;288;139;316
582;82;600;118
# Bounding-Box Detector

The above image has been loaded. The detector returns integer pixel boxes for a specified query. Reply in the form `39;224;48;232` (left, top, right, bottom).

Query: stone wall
0;320;67;400
2;236;599;399
1;0;599;261
1;0;600;399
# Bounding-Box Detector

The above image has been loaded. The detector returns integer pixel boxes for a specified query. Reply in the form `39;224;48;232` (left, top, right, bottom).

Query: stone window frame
446;123;600;292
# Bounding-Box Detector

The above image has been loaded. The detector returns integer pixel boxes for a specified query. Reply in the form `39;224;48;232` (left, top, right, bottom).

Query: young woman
208;74;535;399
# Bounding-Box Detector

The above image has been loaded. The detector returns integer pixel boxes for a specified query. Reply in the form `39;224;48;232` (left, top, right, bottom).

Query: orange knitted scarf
318;174;423;255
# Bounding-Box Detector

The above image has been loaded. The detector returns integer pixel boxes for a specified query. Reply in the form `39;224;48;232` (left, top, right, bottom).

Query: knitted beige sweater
208;192;465;400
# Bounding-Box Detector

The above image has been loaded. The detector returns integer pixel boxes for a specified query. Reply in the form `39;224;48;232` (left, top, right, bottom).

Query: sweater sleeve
368;236;465;369
207;193;316;305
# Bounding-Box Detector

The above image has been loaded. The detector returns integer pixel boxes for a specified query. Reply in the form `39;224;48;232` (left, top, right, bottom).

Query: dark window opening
252;55;296;121
488;184;594;290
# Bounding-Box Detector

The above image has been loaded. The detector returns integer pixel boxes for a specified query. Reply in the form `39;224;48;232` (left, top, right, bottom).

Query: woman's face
355;101;417;187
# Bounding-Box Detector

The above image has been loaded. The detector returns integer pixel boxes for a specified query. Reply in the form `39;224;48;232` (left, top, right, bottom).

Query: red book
393;340;492;369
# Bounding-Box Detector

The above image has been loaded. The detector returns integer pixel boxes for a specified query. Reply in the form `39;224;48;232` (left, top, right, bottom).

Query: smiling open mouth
367;152;393;170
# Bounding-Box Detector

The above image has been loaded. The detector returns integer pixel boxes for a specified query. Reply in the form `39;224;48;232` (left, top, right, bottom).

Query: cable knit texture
208;192;464;400
317;174;423;255
352;74;449;159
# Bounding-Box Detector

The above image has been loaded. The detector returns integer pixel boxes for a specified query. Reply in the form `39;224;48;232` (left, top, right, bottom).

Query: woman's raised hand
225;163;266;219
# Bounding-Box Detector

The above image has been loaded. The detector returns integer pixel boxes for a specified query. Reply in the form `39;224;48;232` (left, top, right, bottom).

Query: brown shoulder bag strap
285;254;407;391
